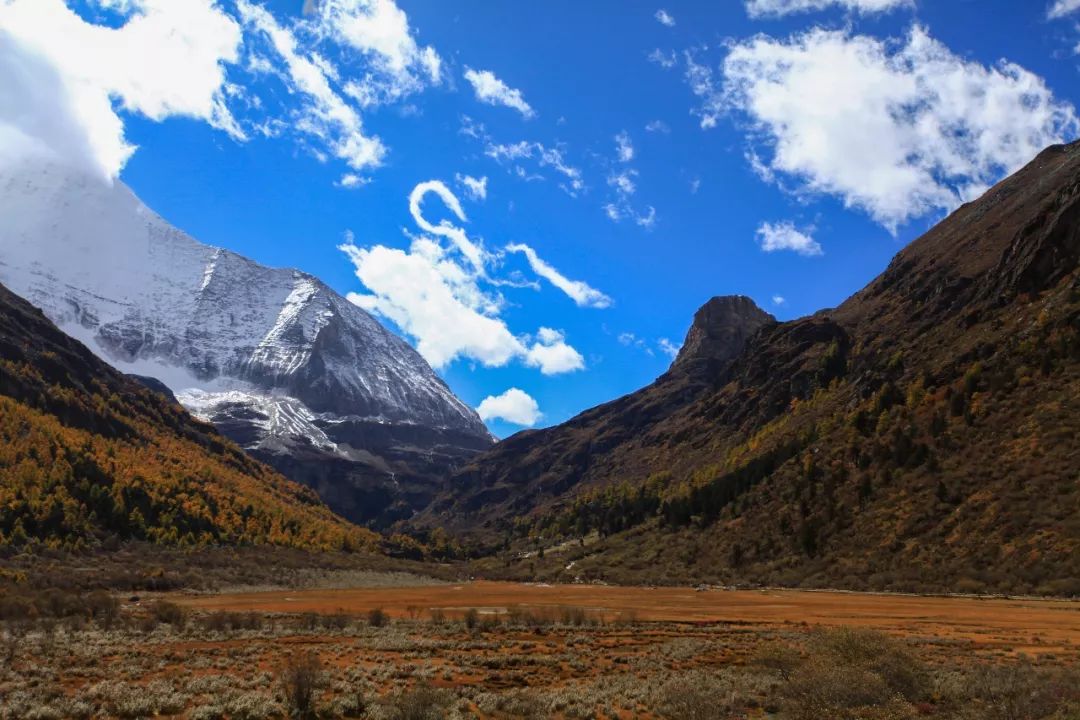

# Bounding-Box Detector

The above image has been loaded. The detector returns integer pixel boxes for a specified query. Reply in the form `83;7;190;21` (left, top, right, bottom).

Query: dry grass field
2;577;1078;719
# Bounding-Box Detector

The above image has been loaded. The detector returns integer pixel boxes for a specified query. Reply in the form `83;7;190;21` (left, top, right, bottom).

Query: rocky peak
672;295;775;373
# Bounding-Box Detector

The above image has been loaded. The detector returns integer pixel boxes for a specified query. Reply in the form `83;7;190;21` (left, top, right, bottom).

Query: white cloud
618;332;655;356
311;0;442;107
239;0;386;173
341;180;586;375
341;241;520;368
525;328;585;375
772;295;786;306
615;131;635;162
658;338;681;358
1048;0;1080;18
0;0;243;179
485;140;584;195
337;173;370;189
684;51;722;130
464;67;535;118
714;27;1078;230
476;388;541;427
608;169;638;195
506;243;612;308
648;49;677;69
655;9;676;26
745;0;911;17
455;173;488;201
757;222;823;256
645;120;671;133
605;165;656;229
408;179;487;273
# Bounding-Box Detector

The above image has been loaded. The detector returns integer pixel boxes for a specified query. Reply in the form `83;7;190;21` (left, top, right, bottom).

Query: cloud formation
0;0;242;179
745;0;911;17
341;180;593;374
507;243;613;308
484;139;585;196
524;328;585;375
655;9;676;26
477;388;541;427
1048;0;1080;19
456;174;488;201
239;0;386;175
713;27;1078;230
464;67;535;118
658;338;681;359
615;131;635;163
604;145;656;229
757;222;823;256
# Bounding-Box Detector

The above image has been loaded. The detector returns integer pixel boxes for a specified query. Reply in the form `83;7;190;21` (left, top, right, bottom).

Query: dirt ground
175;581;1080;656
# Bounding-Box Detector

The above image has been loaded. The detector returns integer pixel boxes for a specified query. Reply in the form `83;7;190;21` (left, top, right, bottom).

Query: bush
146;600;187;629
367;607;388;628
199;610;263;633
384;683;451;720
955;662;1080;720
778;628;929;720
279;651;323;720
656;671;737;720
463;608;479;630
84;591;120;629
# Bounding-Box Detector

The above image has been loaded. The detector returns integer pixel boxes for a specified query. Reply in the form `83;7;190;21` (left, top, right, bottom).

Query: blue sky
4;0;1080;436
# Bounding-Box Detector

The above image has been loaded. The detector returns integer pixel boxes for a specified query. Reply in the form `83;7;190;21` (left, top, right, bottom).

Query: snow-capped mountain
0;160;493;525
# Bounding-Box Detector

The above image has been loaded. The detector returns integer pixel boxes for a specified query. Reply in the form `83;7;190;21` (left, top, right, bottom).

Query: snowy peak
0;159;491;455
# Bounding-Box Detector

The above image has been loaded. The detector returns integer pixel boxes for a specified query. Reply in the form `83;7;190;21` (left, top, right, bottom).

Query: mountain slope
0;161;493;526
438;143;1080;595
0;281;376;551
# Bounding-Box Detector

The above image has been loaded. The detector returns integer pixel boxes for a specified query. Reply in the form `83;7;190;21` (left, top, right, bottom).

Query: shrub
463;608;479;630
957;662;1080;720
384;683;451;720
751;643;802;680
147;600;187;629
367;607;388;628
279;651;323;720
778;628;929;720
656;672;737;720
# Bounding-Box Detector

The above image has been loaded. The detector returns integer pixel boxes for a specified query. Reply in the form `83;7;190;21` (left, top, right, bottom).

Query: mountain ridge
0;160;493;526
0;279;375;551
426;142;1080;595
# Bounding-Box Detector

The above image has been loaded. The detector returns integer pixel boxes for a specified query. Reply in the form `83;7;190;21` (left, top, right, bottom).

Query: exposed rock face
0;160;493;526
672;295;775;375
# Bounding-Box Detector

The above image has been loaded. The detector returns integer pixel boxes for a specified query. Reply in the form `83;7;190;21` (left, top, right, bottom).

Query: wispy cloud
1048;0;1080;18
464;67;535;118
744;0;911;17
655;9;676;26
507;243;613;308
615;131;635;162
456;173;488;201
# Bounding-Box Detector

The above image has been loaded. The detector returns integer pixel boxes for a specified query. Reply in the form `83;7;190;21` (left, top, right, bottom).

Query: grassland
1;575;1078;719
